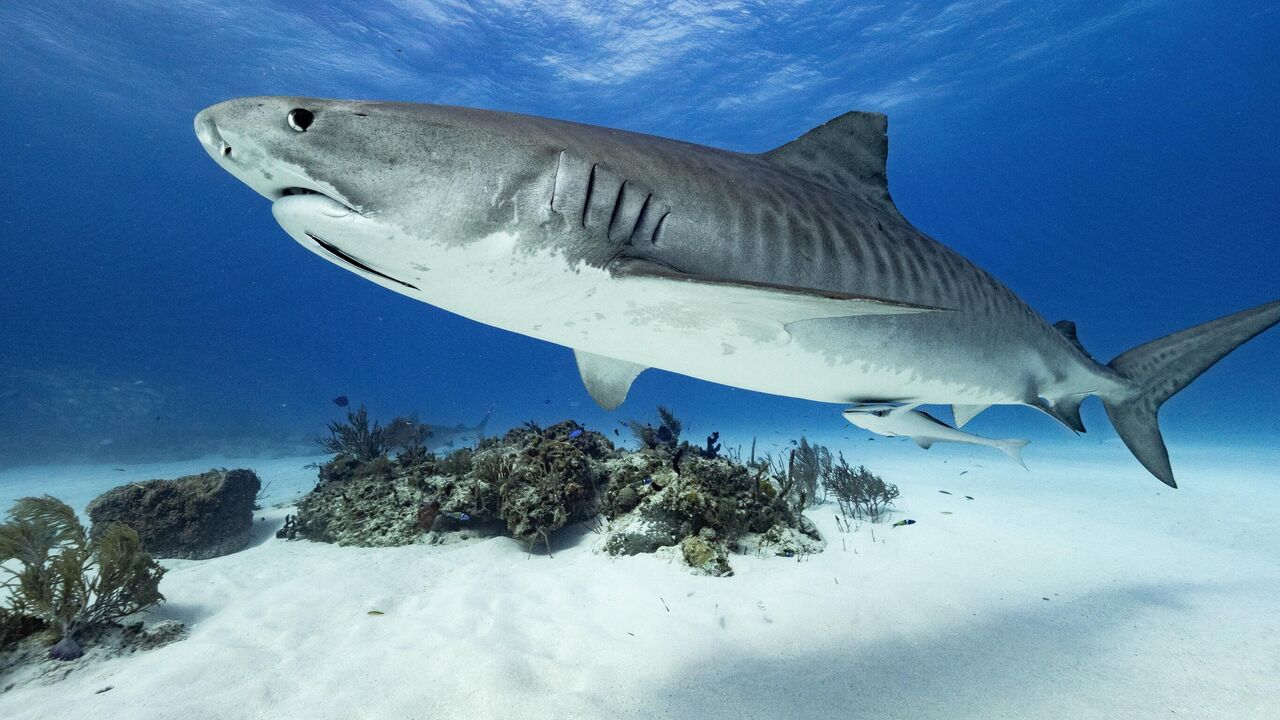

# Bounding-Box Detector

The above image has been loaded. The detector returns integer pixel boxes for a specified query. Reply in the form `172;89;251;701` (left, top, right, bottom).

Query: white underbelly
399;233;1020;406
283;219;1023;407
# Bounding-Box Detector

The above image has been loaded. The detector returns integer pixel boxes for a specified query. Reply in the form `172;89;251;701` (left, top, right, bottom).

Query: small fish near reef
568;428;584;439
444;512;471;522
892;519;917;527
332;395;349;407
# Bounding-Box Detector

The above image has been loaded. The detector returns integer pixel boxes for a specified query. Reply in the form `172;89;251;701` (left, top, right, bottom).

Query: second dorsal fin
762;111;896;211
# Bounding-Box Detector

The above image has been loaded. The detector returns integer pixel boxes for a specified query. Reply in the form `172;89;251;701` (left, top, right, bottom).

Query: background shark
385;411;490;454
195;97;1280;487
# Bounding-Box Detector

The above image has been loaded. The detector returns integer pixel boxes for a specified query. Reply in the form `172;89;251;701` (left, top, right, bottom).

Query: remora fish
194;98;1280;487
843;403;1030;468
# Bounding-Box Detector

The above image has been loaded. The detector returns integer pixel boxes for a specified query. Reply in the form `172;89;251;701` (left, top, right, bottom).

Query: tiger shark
194;97;1280;487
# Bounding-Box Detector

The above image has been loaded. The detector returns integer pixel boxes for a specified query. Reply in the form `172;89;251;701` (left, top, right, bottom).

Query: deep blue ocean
1;1;1276;470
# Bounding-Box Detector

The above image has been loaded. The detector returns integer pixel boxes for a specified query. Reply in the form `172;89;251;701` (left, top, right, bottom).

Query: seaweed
627;405;683;451
0;496;165;660
317;405;388;462
823;455;899;521
788;437;831;507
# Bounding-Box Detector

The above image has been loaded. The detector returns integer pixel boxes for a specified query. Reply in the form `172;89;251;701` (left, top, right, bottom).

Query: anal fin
574;350;647;411
1033;395;1086;434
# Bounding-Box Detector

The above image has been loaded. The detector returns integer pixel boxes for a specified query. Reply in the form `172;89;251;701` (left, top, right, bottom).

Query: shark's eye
287;108;314;132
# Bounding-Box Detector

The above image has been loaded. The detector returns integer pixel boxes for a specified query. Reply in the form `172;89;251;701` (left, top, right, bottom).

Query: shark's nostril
221;145;232;157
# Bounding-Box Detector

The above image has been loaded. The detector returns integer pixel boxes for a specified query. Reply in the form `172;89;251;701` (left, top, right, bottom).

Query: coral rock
86;468;260;559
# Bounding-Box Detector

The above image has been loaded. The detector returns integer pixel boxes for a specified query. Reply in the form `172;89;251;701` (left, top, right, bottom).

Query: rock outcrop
86;468;260;560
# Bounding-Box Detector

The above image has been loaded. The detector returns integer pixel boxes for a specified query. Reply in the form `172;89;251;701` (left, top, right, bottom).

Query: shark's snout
193;108;230;161
194;98;358;209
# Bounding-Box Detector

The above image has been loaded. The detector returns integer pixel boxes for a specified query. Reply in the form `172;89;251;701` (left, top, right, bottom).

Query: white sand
1;441;1278;719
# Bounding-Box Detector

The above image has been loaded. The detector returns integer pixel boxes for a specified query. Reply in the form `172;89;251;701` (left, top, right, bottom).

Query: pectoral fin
610;260;950;330
952;404;990;428
574;350;647;410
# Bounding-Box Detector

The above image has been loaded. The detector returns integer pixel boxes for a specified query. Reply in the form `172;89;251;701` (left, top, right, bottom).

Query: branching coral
823;455;899;521
317;405;389;462
788;437;832;507
627;405;683;451
0;496;165;660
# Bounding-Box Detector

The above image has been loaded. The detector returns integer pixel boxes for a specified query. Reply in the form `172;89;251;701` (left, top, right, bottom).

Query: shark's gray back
347;102;1101;400
448;105;1097;393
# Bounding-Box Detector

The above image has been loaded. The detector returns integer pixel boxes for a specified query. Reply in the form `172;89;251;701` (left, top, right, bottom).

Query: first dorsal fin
1053;320;1079;342
1053;319;1094;360
762;111;895;211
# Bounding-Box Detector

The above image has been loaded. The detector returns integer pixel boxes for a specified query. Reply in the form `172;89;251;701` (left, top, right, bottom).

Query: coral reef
296;421;613;549
0;496;166;661
86;468;260;560
600;448;823;573
679;529;733;577
290;408;872;575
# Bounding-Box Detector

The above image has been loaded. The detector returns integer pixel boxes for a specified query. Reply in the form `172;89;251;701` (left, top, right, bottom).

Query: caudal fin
1103;300;1280;487
995;439;1030;469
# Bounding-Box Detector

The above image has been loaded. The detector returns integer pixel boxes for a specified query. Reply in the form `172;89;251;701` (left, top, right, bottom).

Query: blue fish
568;428;584;439
444;512;470;522
332;395;349;407
892;519;916;527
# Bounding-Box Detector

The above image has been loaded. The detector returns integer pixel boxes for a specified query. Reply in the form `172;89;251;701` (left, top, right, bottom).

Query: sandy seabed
0;437;1277;720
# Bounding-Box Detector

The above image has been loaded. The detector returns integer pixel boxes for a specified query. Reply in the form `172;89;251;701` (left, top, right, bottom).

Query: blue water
1;2;1277;469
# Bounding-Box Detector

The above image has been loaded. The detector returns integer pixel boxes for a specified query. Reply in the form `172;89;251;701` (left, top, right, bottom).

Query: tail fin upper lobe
1103;300;1280;487
475;409;492;440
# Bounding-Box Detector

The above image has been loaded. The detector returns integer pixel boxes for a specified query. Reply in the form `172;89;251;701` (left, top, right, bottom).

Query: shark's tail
995;439;1030;469
1102;300;1280;487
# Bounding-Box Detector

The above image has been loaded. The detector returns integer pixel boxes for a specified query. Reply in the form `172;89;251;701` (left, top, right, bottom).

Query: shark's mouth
270;189;420;291
278;186;354;210
305;232;420;290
